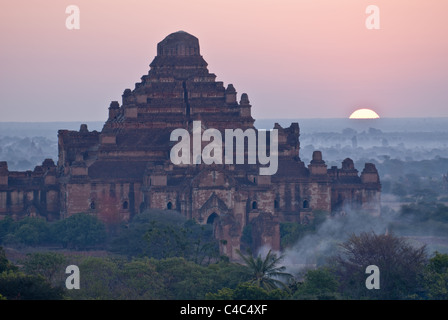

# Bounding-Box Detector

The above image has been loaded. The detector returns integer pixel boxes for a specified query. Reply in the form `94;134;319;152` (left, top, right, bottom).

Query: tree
292;267;340;300
51;212;107;250
150;257;219;300
0;271;63;300
2;217;51;247
206;282;289;300
421;252;448;300
331;231;427;299
151;257;251;300
144;220;189;258
236;249;293;291
184;219;220;265
109;211;157;258
20;252;67;286
1;248;63;300
0;216;14;243
64;256;168;300
62;256;119;300
0;246;17;273
111;210;219;263
115;258;168;299
206;287;235;300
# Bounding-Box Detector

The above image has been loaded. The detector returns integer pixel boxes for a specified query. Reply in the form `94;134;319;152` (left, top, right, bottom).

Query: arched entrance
206;212;219;225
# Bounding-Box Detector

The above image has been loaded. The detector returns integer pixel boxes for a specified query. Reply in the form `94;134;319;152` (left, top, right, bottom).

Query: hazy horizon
1;1;447;122
1;115;448;123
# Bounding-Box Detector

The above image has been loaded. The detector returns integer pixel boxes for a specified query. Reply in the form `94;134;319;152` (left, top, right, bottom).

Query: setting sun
349;108;380;119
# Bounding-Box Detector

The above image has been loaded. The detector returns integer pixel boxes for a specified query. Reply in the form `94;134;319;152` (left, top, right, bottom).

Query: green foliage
151;257;252;299
151;257;212;299
232;283;272;300
206;260;251;289
1;247;63;300
0;214;108;249
206;287;234;300
280;210;327;248
0;216;14;243
0;246;17;273
236;249;293;291
115;259;168;299
65;256;119;300
51;213;107;250
63;255;250;300
0;246;65;300
292;268;340;300
0;271;63;300
144;219;189;258
206;282;289;300
233;282;289;300
65;256;168;300
421;252;448;300
151;257;217;299
109;211;157;257
20;252;67;286
110;210;219;263
1;217;51;247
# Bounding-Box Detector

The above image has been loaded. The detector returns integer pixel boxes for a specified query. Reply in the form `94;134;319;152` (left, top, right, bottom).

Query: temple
0;31;381;259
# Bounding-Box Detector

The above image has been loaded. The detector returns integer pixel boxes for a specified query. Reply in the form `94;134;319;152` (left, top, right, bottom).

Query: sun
349;108;380;119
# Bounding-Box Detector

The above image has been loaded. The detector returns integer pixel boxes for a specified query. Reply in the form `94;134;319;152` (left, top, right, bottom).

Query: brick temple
0;31;381;259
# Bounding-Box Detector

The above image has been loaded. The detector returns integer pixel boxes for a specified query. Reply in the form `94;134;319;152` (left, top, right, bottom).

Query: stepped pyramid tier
98;31;256;168
104;30;254;133
0;31;381;260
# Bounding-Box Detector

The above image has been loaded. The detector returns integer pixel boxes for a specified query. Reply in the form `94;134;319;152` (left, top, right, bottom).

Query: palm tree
236;249;293;291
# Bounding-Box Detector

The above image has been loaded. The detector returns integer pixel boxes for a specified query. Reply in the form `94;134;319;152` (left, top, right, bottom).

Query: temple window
274;200;279;209
303;200;310;209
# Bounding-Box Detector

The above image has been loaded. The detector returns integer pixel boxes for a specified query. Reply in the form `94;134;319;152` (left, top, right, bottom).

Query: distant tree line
0;210;220;261
0;213;106;250
1;229;448;300
1;206;448;300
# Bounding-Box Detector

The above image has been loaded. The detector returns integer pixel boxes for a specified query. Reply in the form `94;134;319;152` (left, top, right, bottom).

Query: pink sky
0;0;447;121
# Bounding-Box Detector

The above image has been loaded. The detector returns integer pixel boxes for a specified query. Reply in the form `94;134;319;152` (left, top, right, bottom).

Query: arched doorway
206;212;219;225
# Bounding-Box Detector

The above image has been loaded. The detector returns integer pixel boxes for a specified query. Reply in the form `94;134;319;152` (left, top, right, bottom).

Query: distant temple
0;31;381;259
